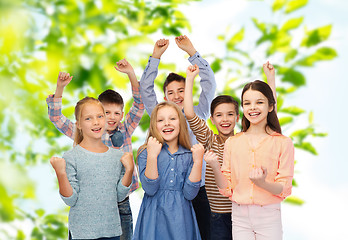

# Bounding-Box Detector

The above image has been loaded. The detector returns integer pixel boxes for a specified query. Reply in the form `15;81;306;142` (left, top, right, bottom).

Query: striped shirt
46;85;144;192
187;114;232;213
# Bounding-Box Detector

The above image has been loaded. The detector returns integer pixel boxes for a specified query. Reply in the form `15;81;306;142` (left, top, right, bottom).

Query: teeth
250;113;259;116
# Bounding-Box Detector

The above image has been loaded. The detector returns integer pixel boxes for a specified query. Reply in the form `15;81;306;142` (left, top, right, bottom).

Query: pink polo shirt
219;132;294;205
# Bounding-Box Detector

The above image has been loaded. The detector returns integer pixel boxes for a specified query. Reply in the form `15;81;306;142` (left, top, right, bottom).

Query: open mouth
249;112;260;117
220;123;231;128
174;100;183;105
92;127;102;133
108;121;116;126
162;128;174;134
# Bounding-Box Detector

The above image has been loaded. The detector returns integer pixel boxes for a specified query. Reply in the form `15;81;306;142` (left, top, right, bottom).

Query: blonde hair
137;102;191;157
74;97;104;145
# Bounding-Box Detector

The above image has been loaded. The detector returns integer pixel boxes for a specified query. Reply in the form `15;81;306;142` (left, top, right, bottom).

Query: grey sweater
61;145;130;239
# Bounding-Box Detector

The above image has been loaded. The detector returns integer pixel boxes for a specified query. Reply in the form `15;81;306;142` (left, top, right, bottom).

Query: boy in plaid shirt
46;59;144;240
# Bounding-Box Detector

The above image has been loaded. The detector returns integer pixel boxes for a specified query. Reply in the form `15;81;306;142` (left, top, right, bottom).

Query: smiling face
102;103;124;132
77;103;106;141
164;81;185;109
210;103;239;138
156;106;180;145
242;89;273;127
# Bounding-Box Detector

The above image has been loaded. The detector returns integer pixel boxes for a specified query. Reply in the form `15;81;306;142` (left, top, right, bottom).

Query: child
50;97;134;240
132;101;204;240
184;62;277;239
140;35;216;239
46;59;144;240
207;79;294;240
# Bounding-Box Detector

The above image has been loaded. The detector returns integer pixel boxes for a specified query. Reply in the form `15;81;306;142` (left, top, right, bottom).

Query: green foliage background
0;0;336;239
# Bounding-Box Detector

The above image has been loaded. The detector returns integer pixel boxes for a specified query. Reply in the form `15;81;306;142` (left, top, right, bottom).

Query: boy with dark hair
46;59;144;240
139;35;216;240
184;62;276;240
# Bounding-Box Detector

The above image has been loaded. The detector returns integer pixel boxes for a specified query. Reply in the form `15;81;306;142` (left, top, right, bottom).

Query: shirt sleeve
46;94;75;140
275;137;295;199
187;114;214;149
183;158;201;201
117;164;132;202
60;152;79;207
218;137;234;198
139;57;160;116
189;52;216;120
137;148;160;196
123;85;145;138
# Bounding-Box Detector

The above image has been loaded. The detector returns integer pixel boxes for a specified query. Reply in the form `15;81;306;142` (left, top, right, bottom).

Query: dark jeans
68;197;132;240
118;197;133;240
192;186;211;240
211;212;232;240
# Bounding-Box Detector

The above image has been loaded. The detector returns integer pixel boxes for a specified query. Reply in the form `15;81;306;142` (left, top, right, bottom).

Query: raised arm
115;59;144;152
176;35;216;120
50;154;79;207
138;137;162;196
54;72;73;98
46;72;76;140
139;39;169;115
263;61;277;112
184;64;199;120
115;58;139;89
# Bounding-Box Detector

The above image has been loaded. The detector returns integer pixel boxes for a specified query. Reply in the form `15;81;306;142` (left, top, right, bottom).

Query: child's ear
164;96;168;101
236;115;240;122
121;111;124;119
210;116;216;126
268;105;274;112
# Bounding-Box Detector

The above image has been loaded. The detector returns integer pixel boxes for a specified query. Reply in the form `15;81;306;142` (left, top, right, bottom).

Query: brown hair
163;72;186;93
74;97;105;145
137;101;191;157
210;95;239;116
98;89;124;108
241;80;281;134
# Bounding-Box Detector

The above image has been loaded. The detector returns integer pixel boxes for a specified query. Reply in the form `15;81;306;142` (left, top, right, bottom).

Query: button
171;158;174;160
170;180;173;183
171;168;174;171
252;165;255;167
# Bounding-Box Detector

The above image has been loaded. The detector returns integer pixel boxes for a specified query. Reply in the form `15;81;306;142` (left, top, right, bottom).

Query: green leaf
284;196;305;205
284;49;298;62
252;18;266;33
281;17;304;32
301;25;332;47
285;0;308;13
226;28;245;50
272;0;287;12
279;68;306;86
295;47;337;66
292;178;298;187
281;106;305;115
210;59;222;73
295;141;318;155
279;116;293;126
308;111;314;124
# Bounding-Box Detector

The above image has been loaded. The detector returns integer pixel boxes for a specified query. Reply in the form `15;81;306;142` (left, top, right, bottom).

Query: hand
50;156;66;174
175;35;196;57
115;58;134;75
249;166;267;186
152;39;169;59
186;64;199;81
204;150;220;170
57;72;73;89
191;143;204;164
147;136;162;158
120;152;134;172
263;61;275;79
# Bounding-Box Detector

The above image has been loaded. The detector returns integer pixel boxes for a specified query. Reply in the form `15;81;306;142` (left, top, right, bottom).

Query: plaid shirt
46;85;144;193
